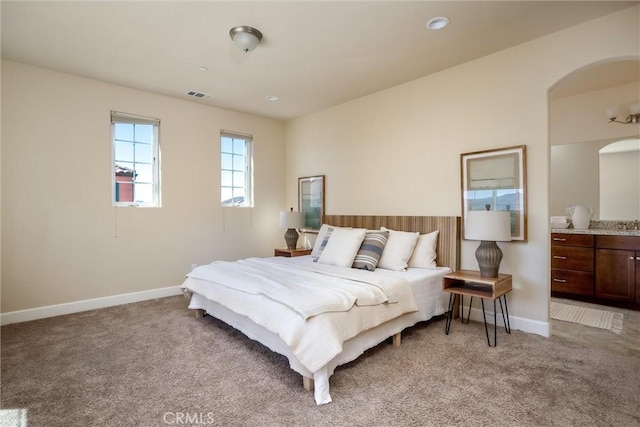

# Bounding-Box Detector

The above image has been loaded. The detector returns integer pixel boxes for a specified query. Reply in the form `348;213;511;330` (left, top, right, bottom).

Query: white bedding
182;255;450;404
187;257;409;318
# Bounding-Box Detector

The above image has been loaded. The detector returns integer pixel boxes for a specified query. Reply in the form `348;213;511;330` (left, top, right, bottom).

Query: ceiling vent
186;90;212;99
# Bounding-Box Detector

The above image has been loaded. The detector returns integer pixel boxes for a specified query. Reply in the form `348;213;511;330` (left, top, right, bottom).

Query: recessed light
198;66;208;71
426;16;450;30
265;95;279;101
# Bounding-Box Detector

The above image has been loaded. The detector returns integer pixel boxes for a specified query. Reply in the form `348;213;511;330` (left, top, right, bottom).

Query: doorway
548;58;640;357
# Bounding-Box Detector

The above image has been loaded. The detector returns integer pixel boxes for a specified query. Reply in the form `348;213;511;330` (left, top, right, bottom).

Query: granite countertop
550;228;640;236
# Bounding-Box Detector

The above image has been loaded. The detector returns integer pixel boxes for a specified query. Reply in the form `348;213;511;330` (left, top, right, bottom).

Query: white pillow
311;224;334;260
377;227;420;271
317;228;366;268
311;224;353;260
408;230;439;269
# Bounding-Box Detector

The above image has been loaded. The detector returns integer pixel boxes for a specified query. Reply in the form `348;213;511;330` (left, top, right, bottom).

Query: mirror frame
298;175;325;232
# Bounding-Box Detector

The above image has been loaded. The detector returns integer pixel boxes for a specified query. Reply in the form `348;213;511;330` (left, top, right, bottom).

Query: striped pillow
352;230;389;271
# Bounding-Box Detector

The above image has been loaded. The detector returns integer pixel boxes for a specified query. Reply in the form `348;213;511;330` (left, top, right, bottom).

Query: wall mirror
298;175;325;231
599;139;640;220
551;138;640;221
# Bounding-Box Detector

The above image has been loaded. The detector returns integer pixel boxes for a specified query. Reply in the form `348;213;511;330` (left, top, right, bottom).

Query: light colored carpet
551;301;624;334
2;296;639;426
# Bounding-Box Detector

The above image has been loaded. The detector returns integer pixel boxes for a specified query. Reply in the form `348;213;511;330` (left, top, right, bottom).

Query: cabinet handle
553;238;567;242
553;279;567;283
631;257;636;260
553;256;567;260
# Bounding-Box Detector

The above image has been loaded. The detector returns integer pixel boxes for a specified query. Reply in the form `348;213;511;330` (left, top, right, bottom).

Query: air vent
186;90;212;100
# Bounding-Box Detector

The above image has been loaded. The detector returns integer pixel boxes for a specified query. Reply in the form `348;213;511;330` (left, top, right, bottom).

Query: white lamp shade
465;210;511;242
280;211;304;229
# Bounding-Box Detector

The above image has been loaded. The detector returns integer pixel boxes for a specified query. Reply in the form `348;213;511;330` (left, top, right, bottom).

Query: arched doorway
548;58;640;354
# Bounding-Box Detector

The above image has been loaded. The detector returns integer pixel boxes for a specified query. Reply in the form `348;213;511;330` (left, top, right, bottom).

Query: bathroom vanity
551;228;640;310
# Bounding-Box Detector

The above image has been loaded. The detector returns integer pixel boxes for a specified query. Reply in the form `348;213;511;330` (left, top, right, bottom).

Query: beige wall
1;60;286;312
550;82;639;146
285;7;640;329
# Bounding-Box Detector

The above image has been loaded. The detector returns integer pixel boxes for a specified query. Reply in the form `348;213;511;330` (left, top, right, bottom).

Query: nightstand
274;248;312;258
443;270;512;347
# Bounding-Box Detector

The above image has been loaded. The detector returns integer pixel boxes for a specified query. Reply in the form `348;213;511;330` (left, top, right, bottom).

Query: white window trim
221;130;254;208
111;111;161;208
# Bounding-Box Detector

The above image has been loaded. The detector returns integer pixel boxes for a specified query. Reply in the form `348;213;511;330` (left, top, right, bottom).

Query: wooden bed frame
323;215;460;271
192;215;461;400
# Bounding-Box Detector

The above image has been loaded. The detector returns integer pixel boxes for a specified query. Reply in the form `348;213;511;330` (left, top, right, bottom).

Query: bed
181;215;460;404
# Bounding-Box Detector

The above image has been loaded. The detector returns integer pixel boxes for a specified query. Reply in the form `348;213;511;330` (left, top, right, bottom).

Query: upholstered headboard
323;215;461;271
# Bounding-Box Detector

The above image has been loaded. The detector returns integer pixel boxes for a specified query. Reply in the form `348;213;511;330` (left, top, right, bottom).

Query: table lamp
279;208;304;250
465;209;511;277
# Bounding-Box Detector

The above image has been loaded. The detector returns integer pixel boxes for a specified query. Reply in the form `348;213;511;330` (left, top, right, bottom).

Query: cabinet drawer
551;269;594;296
596;235;640;251
551;246;594;272
551;233;594;247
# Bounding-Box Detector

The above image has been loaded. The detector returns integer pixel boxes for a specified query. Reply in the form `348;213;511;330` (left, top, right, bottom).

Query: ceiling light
265;95;279;101
607;103;640;124
229;26;263;52
426;16;450;30
198;66;208;71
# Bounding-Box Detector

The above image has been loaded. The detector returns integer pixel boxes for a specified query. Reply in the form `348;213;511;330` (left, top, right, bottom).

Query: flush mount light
426;16;450;30
198;66;208;71
265;95;279;101
229;25;263;52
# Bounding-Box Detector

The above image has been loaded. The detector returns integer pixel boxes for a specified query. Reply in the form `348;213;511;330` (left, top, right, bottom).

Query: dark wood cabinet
551;233;595;296
551;232;640;309
637;261;640;304
595;235;640;303
595;248;635;301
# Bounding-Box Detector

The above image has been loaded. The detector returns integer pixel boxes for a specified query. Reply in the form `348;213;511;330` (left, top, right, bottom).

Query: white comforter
187;257;403;318
181;257;418;374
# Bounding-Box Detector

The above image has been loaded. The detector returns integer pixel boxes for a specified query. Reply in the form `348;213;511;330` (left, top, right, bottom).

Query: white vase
568;206;593;230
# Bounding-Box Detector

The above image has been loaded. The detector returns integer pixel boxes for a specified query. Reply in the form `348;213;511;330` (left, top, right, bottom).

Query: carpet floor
1;296;639;427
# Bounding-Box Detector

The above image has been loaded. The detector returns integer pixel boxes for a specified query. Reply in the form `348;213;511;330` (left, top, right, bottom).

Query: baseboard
2;288;552;337
466;307;551;338
0;286;183;326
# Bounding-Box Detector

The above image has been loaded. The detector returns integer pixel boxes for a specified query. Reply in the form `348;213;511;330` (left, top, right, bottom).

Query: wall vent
186;90;212;99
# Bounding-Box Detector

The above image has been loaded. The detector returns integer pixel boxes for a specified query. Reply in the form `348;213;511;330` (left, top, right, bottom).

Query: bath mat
551;302;623;334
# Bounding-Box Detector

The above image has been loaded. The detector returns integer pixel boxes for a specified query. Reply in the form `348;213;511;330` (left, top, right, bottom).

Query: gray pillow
352;230;389;271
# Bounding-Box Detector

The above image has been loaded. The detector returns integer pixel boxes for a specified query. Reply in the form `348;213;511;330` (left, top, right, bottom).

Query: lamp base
284;228;299;250
475;240;503;278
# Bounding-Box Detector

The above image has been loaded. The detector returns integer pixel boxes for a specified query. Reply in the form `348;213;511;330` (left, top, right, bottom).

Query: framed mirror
298;175;325;231
461;145;527;241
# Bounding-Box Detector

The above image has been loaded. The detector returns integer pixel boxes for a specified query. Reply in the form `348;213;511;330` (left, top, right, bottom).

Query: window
221;131;253;207
111;111;160;207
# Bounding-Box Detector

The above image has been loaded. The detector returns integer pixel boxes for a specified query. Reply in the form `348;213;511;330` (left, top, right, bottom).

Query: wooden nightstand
443;270;512;347
274;248;312;258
